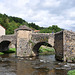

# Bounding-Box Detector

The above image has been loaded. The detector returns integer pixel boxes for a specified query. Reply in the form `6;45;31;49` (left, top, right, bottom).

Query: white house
0;24;5;36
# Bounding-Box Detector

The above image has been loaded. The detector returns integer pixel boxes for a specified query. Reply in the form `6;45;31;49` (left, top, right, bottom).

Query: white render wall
0;25;5;36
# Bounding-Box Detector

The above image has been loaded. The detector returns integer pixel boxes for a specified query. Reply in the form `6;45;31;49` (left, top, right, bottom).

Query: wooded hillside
0;13;62;34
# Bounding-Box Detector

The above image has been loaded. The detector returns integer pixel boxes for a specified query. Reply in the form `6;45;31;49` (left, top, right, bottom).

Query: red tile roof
0;24;6;30
34;30;40;33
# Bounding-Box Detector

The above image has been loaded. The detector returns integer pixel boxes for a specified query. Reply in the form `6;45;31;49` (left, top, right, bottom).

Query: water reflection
0;54;69;75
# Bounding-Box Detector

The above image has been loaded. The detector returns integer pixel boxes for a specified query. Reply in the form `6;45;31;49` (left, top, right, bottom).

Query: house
0;24;5;36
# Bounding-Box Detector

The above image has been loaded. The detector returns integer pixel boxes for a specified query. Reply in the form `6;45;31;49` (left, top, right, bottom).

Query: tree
40;25;62;33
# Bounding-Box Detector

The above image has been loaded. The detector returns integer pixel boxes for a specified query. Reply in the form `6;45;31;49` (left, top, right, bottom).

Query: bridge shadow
0;41;11;51
0;40;16;52
32;42;53;56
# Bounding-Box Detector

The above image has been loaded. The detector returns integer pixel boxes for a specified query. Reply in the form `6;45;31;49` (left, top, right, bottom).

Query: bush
67;70;75;75
0;52;4;55
39;46;55;55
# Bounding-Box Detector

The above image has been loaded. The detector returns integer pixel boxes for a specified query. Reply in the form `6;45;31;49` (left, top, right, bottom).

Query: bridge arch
32;42;53;56
0;40;11;51
0;40;16;52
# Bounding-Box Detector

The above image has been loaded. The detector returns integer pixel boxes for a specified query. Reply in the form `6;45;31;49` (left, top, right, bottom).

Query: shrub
0;52;4;55
67;70;75;75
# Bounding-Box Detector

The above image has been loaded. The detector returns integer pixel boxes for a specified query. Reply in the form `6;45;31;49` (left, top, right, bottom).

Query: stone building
0;24;5;36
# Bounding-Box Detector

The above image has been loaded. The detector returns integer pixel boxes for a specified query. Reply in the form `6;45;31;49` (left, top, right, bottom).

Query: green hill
0;13;62;34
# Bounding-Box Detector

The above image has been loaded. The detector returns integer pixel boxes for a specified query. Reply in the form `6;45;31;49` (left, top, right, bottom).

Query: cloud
42;0;60;8
0;0;75;31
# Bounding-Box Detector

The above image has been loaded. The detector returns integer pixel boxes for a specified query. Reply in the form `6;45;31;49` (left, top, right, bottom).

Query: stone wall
31;33;54;47
48;33;54;47
0;34;16;51
55;30;75;62
16;30;32;57
29;33;54;56
0;34;16;44
63;30;75;62
54;31;63;61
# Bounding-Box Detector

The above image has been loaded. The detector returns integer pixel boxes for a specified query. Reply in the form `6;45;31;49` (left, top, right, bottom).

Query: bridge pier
16;25;32;57
55;30;75;62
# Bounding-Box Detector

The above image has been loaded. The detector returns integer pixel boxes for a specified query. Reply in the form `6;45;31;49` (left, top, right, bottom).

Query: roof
15;25;32;31
0;24;6;30
34;30;40;33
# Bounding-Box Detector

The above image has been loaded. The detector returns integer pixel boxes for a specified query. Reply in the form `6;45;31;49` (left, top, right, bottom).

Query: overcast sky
0;0;75;31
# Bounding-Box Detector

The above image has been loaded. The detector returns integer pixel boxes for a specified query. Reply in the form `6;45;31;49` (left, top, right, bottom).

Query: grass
39;46;55;55
3;48;16;54
67;70;75;75
0;48;16;55
0;52;4;55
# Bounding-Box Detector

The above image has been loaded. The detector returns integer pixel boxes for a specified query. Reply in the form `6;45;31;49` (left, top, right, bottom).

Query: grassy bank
0;48;16;55
39;46;55;55
0;46;55;55
67;70;75;75
0;52;4;55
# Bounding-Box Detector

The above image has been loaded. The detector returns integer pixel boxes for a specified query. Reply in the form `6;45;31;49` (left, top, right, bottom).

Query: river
0;53;74;75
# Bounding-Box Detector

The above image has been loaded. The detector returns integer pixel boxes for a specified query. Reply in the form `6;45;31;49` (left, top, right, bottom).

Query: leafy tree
0;13;62;34
40;25;62;33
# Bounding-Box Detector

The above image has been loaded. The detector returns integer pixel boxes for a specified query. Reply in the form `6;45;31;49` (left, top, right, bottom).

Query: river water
0;53;74;75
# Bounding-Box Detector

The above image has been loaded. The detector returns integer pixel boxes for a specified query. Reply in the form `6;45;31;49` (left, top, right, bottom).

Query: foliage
0;13;44;34
39;46;55;55
0;13;62;34
67;70;75;75
40;25;62;33
0;52;4;55
28;23;44;30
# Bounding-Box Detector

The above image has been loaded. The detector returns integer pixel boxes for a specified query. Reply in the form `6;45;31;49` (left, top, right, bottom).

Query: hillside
0;13;62;34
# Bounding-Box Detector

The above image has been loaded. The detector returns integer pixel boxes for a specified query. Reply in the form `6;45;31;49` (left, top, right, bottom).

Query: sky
0;0;75;31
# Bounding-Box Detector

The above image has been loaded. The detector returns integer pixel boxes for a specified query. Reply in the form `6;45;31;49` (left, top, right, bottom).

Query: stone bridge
0;25;75;62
